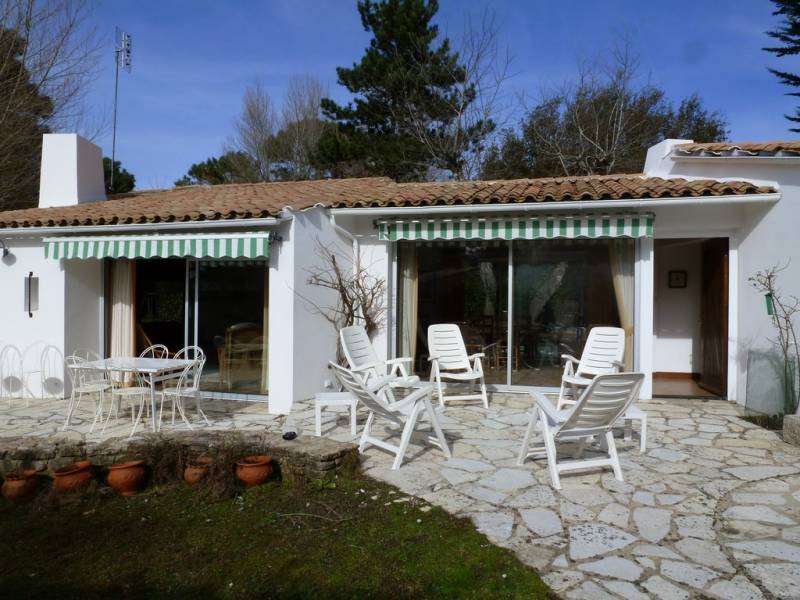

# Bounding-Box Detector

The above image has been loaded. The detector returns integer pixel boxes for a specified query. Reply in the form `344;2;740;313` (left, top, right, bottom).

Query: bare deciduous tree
229;80;279;182
226;75;328;183
276;74;328;180
0;0;101;210
400;9;512;180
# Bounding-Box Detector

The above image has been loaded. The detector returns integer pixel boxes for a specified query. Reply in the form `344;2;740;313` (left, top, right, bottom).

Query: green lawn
0;475;551;599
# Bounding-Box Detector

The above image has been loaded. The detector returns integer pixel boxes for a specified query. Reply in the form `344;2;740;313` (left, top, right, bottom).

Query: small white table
72;357;194;432
314;391;358;437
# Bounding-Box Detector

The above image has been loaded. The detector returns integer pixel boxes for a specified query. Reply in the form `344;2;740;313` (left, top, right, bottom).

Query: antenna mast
111;28;132;192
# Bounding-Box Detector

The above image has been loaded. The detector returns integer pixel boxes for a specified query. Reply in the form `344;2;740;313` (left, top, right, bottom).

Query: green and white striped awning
44;232;270;260
377;213;654;241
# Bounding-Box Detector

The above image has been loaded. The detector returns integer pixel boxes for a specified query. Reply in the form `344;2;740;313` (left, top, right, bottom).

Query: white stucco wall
653;240;702;374
645;141;800;405
0;237;66;397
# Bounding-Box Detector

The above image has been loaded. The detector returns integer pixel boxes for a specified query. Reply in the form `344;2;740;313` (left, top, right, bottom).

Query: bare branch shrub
305;240;386;361
749;262;800;415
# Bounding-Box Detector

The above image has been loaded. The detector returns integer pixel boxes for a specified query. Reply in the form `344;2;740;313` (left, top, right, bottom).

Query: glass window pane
511;239;634;386
134;258;186;353
398;241;508;384
196;260;268;394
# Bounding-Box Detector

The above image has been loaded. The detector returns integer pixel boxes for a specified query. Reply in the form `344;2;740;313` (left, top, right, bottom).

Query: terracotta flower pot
53;460;93;494
107;460;147;496
184;457;213;486
2;469;37;501
235;455;273;488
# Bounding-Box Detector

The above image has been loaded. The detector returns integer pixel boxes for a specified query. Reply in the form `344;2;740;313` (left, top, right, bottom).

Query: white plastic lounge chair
427;324;488;408
517;372;644;489
557;327;625;409
340;325;419;389
329;362;451;470
556;326;646;451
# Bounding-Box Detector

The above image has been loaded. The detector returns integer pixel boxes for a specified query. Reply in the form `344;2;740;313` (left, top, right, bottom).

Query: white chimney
642;139;694;178
38;133;106;208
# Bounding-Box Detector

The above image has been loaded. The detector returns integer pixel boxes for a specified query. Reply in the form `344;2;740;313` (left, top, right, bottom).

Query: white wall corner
39;133;106;208
643;139;694;178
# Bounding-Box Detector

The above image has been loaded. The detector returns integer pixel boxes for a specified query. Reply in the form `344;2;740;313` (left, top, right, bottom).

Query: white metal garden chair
517;372;644;489
0;345;25;408
557;326;625;409
329;362;451;470
63;352;110;432
140;344;169;359
41;345;66;400
340;325;419;389
104;362;150;437
427;324;488;408
159;356;208;429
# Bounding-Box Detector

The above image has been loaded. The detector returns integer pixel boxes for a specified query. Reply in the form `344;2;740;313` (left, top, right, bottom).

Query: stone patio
2;392;800;599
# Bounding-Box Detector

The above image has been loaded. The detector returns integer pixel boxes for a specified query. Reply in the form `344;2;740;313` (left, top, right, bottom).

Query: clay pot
2;469;37;501
184;457;213;485
107;460;147;496
235;455;273;488
53;460;93;494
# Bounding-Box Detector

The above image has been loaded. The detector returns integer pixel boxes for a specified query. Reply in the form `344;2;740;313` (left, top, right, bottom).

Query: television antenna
110;27;132;192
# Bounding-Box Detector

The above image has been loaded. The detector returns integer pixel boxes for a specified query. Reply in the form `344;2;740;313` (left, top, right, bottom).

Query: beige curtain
110;260;136;381
399;245;419;361
260;262;269;394
609;240;635;370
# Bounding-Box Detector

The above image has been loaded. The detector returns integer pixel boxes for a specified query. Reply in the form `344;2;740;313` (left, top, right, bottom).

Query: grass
0;475;552;599
741;413;785;431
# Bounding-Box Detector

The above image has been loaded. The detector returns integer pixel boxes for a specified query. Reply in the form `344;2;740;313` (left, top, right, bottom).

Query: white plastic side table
314;391;358;437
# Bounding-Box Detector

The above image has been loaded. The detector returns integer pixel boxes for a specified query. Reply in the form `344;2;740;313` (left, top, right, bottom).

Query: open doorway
653;238;728;399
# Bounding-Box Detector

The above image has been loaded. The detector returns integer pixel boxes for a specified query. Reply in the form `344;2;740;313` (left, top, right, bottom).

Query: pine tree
764;0;800;132
316;0;484;181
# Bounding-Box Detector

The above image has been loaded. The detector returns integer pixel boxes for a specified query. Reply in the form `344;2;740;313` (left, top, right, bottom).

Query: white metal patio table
71;357;194;432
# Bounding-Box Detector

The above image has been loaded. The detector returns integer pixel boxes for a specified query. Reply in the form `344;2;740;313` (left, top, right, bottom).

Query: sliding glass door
113;257;269;397
399;242;508;384
396;238;634;388
193;260;268;395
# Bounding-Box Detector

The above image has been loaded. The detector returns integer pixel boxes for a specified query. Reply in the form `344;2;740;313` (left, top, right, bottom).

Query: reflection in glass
511;239;633;386
134;259;186;353
398;242;508;384
196;260;268;394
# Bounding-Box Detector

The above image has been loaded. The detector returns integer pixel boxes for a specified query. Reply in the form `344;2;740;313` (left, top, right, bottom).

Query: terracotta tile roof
0;174;776;229
674;141;800;157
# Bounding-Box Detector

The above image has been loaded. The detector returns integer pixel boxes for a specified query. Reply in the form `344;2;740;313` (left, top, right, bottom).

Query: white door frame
645;230;738;402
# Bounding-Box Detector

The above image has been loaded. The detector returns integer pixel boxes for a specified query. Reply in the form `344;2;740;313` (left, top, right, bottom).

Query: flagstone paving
2;393;800;599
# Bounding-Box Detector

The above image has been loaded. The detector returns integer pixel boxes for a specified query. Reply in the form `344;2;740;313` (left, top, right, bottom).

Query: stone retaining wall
0;430;360;485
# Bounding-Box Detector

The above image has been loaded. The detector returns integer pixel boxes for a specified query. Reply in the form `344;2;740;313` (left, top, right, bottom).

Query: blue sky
85;0;799;189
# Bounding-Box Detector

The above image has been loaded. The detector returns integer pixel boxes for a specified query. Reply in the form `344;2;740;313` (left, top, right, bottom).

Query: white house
0;134;796;415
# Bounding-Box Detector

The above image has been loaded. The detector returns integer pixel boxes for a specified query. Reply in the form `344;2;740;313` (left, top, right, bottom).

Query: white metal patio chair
517;372;644;489
0;345;25;408
104;362;150;437
557;326;625;409
329;362;451;470
63;353;110;432
159;356;208;429
140;344;169;359
340;325;419;390
41;345;66;400
427;324;488;408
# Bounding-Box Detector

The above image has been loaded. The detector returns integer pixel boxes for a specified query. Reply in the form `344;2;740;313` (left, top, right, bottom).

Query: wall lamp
0;240;8;258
